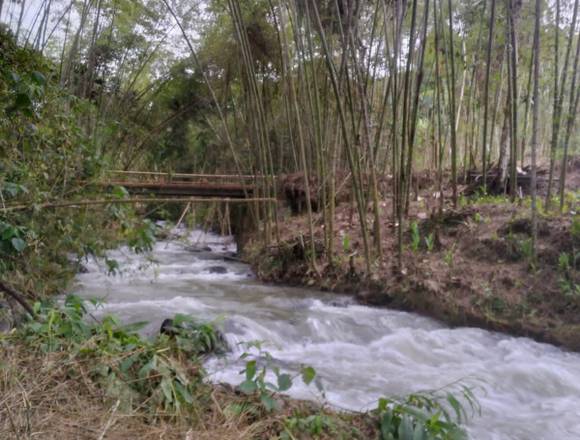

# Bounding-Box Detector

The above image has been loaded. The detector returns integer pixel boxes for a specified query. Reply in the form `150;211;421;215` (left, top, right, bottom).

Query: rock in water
207;266;227;274
159;317;229;354
160;318;177;336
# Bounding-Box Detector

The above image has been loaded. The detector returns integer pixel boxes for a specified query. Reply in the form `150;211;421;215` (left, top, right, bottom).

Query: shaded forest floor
246;171;580;351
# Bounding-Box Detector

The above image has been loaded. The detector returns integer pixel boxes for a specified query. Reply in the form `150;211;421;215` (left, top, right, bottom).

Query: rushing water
72;229;580;440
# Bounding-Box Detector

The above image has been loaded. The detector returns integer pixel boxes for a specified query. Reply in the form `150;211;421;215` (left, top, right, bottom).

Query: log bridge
102;170;261;199
100;171;276;252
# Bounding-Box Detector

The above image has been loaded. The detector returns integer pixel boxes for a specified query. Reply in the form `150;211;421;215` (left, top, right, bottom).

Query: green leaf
11;237;26;252
412;423;426;440
380;412;395;438
245;360;257;380
277;373;292;392
160;378;174;403
446;393;464;423
119;355;136;373
31;71;46;86
111;185;129;199
138;356;157;379
14;93;32;110
301;366;316;385
260;393;278;412
398;414;414;440
119;321;148;333
239;379;258;394
174;381;193;404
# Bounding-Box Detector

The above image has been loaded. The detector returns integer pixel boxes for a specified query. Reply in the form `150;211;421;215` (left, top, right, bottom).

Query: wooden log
2;197;278;212
0;281;35;317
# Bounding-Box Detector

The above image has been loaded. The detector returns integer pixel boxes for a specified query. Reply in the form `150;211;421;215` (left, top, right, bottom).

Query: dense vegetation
0;0;579;438
1;0;579;269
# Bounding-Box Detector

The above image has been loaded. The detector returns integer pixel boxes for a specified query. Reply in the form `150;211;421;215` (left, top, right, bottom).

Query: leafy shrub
237;341;321;412
16;296;216;416
282;414;339;438
161;313;228;355
376;387;478;440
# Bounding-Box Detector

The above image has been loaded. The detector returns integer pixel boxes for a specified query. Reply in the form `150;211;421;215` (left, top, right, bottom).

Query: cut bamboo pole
3;197;277;212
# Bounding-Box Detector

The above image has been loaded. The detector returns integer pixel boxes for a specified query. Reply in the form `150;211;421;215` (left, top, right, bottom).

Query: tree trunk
546;0;579;209
481;0;497;189
446;0;458;207
498;99;510;192
530;0;541;260
558;18;580;210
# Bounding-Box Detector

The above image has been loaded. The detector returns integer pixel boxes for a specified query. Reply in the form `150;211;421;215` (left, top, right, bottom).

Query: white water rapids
72;229;580;440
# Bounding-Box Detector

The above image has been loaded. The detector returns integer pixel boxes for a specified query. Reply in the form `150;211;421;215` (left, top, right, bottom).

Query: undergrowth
0;296;476;439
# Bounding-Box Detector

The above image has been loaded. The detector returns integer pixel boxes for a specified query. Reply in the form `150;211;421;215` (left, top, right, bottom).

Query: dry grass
0;338;298;440
0;332;368;440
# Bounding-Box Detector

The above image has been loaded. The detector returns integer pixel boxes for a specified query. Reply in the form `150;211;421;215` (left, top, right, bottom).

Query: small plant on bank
557;252;580;299
571;215;580;240
444;244;456;268
282;413;340;439
237;341;321;412
342;233;351;253
425;233;435;252
518;238;534;262
376;386;479;440
410;222;421;252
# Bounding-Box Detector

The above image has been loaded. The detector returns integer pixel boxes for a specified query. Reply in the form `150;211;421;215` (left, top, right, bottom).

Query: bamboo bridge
99;170;278;252
101;170;268;200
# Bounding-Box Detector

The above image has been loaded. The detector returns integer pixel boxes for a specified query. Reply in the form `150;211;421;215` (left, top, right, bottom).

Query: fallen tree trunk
0;281;35;317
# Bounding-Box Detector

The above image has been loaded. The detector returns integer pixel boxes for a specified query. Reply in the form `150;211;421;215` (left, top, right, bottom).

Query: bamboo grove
1;0;579;271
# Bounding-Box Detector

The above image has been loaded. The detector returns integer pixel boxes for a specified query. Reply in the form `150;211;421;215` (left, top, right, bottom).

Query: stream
72;229;580;440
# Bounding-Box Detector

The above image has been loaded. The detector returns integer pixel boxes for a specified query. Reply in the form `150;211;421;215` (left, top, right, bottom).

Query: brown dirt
246;182;580;351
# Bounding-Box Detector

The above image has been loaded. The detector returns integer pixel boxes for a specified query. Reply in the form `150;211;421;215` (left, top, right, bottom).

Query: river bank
245;200;580;351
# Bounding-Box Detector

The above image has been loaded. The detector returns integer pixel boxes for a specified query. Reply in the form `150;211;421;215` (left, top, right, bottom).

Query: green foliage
558;253;571;273
466;193;510;206
410;222;421;252
558;279;580;298
0;28;127;294
282;414;339;438
444;245;456;268
504;232;534;263
0;219;28;257
474;285;507;317
557;251;580;299
518;238;534;261
425;233;435;252
15;296;214;415
376;387;478;440
127;219;157;253
342;233;351;253
572;216;580;240
237;341;322;412
162;313;228;355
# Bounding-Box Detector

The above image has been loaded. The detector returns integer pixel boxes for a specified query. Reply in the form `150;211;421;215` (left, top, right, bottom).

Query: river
72;229;580;440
